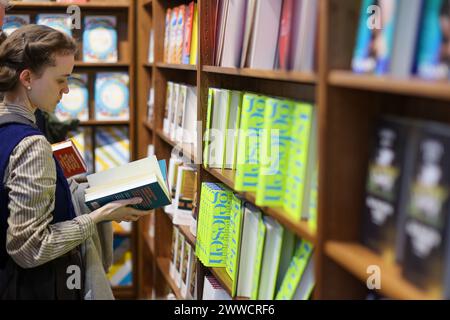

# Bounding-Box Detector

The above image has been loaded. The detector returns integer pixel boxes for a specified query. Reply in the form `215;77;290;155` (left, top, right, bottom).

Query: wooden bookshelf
329;70;450;101
156;62;197;71
203;65;317;84
143;231;155;257
325;242;434;300
156;258;183;300
135;0;447;301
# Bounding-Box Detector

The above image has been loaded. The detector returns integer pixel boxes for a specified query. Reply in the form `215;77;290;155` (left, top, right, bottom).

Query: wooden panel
156;258;183;299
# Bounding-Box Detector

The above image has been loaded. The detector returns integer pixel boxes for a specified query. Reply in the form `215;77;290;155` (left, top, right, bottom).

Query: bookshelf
136;0;448;300
8;0;138;299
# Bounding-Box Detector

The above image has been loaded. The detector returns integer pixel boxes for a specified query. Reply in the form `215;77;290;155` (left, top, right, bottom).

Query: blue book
36;14;72;36
83;16;118;62
85;156;171;211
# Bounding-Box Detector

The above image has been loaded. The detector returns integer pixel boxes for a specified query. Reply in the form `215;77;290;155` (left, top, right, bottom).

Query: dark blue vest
0;122;76;269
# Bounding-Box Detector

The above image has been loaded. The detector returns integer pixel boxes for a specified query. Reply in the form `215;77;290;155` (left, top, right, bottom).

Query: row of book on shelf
362;115;450;299
55;72;130;122
204;87;318;224
212;0;318;71
162;81;198;149
163;1;199;65
4;14;119;62
195;182;314;300
353;0;450;80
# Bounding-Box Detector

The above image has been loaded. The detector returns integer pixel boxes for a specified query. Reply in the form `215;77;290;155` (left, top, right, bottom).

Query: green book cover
231;91;243;171
284;103;314;219
235;93;266;192
203;88;214;167
256;98;295;206
308;164;318;233
275;240;313;300
251;215;266;300
226;194;244;296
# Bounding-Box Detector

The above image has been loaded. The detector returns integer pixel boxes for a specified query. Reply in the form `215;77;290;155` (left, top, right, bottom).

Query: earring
27;86;31;91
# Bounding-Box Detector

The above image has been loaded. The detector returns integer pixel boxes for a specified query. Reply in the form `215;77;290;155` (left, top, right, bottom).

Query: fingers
111;197;143;206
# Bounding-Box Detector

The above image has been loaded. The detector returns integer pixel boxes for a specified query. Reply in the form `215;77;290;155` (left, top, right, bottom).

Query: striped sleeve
4;135;96;269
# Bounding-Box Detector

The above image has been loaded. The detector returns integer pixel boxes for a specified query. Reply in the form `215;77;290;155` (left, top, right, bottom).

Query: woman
0;24;151;299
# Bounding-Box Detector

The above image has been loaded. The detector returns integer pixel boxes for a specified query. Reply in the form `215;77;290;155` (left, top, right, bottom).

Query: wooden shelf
10;1;130;9
209;266;233;298
156;129;197;162
112;285;135;300
143;120;153;132
325;241;436;300
143;62;154;68
156;62;197;71
79;120;129;126
203;65;317;84
156;257;183;300
75;62;130;68
205;167;316;244
329;70;450;101
143;0;152;9
142;232;155;256
165;212;196;248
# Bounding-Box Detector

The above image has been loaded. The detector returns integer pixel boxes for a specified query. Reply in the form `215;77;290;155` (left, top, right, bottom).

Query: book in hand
52;139;88;179
84;156;171;211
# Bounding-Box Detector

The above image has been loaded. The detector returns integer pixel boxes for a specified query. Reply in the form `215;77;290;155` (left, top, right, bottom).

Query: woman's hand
89;197;152;224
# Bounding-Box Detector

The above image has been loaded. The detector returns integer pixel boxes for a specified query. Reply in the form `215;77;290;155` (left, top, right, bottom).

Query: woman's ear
19;69;33;90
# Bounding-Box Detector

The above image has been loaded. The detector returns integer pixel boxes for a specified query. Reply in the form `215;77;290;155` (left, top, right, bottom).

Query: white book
169;83;180;139
175;85;187;143
236;205;262;298
164;82;174;135
224;91;242;169
240;0;258;68
182;85;198;146
247;0;283;69
165;154;183;214
292;254;315;300
148;29;155;63
173;166;196;225
168;9;179;63
174;233;185;285
215;0;229;66
202;275;232;300
220;0;247;68
181;242;193;298
208;89;230;169
275;230;296;292
170;227;179;279
258;217;284;300
291;0;318;72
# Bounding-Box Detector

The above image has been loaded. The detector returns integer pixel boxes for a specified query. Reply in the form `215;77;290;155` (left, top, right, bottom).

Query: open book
84;156;171;211
52;139;87;178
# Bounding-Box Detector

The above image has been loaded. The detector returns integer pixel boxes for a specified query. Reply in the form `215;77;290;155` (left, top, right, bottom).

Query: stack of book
196;182;315;300
204;88;318;223
352;0;450;80
212;0;318;71
362;115;450;299
163;1;199;65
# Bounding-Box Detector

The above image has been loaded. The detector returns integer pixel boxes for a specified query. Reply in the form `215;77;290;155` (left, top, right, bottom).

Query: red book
278;0;294;70
52;140;87;178
182;1;195;64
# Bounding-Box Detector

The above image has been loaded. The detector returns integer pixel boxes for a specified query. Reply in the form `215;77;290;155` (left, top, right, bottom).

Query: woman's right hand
89;197;152;224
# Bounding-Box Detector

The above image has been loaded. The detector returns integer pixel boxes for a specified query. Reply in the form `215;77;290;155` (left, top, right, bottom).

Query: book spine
204;88;214;167
189;3;199;65
251;216;266;300
256;98;294;206
182;2;195;64
283;103;314;219
278;0;294;70
276;240;313;300
235;94;266;192
164;9;172;63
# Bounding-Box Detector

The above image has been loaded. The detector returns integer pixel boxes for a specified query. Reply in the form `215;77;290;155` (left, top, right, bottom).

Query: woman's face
28;53;75;113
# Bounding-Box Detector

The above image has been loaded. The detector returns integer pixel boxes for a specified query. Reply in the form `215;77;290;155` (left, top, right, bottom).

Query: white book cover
148;29;155;63
224;91;242;169
220;0;247;68
169;83;180;140
181;242;193;297
168;8;179;63
208;89;229;169
165;154;183;214
175;85;187;143
236;205;262;298
164;82;174;135
258;216;284;300
170;227;180;280
240;0;257;68
175;234;185;288
182;85;198;145
247;0;283;70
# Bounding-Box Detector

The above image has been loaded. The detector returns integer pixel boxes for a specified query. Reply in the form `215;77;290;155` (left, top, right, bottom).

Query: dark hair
0;24;77;92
